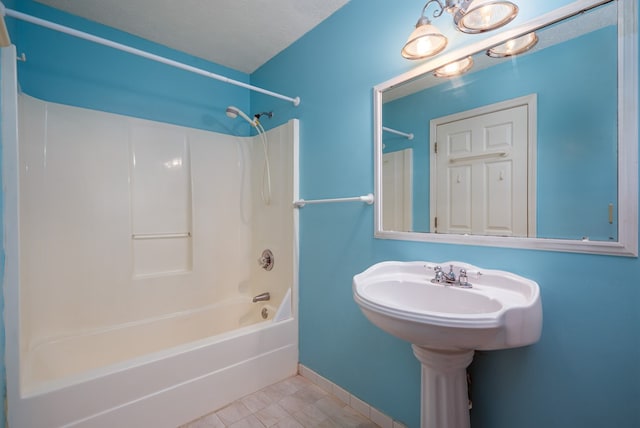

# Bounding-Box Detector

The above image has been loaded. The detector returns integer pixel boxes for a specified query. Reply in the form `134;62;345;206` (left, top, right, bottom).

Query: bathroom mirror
374;0;638;256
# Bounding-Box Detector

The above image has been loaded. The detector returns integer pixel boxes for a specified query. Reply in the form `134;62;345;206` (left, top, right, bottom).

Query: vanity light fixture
454;0;519;34
433;56;474;77
486;32;538;57
401;0;518;60
401;1;449;59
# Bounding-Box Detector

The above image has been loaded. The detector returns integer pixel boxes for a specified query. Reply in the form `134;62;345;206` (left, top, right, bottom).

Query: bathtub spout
252;292;271;303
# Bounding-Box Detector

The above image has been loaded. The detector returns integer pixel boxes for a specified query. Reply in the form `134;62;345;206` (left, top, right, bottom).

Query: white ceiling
34;0;350;74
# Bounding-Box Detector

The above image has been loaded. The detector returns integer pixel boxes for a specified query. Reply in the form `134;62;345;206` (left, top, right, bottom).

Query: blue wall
252;1;640;427
0;50;4;428
6;0;252;135
383;27;618;239
0;1;638;428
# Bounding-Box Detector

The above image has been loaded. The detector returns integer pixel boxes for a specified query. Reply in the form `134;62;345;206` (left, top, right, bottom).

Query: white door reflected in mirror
431;95;535;236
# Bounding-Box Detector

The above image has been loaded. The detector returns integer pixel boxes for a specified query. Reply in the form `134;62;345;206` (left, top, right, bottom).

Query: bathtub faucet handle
258;249;274;271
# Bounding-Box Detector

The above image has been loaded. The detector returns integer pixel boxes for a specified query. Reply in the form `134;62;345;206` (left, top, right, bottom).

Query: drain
258;249;274;271
261;307;269;319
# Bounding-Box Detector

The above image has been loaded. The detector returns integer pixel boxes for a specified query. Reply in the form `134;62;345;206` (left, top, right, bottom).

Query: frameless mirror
374;0;638;256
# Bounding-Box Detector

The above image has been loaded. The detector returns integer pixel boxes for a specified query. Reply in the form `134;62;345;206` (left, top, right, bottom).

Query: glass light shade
455;0;518;34
401;22;448;59
487;32;538;57
433;56;474;78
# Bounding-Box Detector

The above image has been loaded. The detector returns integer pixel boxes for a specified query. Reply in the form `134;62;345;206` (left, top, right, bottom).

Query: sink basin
353;260;542;351
353;261;543;428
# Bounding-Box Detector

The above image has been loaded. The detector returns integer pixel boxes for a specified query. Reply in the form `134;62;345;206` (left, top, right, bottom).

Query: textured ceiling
34;0;350;73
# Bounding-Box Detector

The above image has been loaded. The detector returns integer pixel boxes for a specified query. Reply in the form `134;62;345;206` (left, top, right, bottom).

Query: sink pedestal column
412;346;475;428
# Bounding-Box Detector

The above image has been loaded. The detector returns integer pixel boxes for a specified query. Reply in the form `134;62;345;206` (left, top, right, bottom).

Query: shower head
225;106;239;119
254;111;273;121
226;106;255;126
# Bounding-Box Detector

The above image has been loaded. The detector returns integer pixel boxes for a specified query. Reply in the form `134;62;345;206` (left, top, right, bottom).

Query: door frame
429;94;537;235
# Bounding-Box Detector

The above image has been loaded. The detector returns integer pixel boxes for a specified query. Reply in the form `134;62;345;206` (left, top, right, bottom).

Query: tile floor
180;375;381;428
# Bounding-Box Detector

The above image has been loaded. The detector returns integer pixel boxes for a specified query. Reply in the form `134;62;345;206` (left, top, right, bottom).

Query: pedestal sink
353;261;542;428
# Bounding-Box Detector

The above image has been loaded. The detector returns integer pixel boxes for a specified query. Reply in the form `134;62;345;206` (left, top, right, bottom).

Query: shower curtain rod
0;4;301;106
293;193;374;208
383;126;414;140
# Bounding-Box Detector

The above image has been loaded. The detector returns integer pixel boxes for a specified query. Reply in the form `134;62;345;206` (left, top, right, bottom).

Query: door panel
432;99;533;237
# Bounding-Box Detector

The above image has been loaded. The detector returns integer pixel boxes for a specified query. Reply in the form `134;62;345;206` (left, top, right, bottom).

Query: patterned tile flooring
180;375;381;428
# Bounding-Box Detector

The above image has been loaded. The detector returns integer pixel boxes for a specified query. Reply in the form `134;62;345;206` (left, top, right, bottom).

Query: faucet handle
459;269;468;284
446;265;456;281
458;269;472;288
433;266;444;283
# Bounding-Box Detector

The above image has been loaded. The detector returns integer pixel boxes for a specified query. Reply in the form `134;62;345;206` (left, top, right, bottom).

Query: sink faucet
432;265;472;288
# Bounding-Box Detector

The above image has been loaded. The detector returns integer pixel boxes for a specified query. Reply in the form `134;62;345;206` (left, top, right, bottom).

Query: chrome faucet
252;292;271;303
431;265;472;288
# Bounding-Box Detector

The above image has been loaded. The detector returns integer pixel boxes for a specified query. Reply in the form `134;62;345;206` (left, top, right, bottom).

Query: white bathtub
2;55;300;427
14;293;298;427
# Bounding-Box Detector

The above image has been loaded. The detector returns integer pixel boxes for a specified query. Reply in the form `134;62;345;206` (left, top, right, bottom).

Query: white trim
374;0;637;257
617;0;639;257
2;44;21;426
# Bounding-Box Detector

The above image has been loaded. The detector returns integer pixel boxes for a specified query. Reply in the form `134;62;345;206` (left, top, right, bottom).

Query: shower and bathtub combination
2;46;299;427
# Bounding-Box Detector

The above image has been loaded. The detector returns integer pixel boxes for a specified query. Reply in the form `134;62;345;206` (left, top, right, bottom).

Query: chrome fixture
401;0;519;60
254;111;273;122
258;249;274;271
252;292;271;303
431;265;472;288
486;31;538;58
433;55;474;77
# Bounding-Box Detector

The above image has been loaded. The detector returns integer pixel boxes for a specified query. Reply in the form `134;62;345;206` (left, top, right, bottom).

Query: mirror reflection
380;1;618;242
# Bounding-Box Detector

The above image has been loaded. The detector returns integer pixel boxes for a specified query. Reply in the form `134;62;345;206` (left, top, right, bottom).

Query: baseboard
297;364;408;428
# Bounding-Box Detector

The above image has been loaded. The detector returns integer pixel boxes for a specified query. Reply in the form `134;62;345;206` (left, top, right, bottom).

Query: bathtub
14;291;298;427
3;50;300;427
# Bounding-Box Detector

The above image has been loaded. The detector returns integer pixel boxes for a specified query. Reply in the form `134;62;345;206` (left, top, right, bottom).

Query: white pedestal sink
353;261;542;428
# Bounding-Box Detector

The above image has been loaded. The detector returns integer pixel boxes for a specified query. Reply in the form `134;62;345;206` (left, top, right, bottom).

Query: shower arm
0;4;301;106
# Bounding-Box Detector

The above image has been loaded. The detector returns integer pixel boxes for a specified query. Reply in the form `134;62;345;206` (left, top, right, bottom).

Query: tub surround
5;89;299;426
